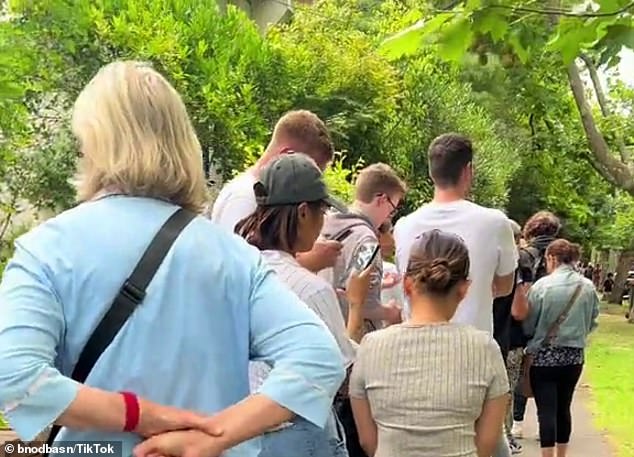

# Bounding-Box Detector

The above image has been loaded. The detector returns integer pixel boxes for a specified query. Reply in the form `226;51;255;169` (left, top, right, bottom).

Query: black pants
530;364;583;448
334;398;368;457
513;391;527;422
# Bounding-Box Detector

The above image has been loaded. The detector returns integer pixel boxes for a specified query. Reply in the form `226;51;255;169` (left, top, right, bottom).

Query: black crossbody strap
47;208;195;448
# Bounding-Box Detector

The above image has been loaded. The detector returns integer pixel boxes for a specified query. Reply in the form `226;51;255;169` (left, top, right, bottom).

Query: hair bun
420;258;452;291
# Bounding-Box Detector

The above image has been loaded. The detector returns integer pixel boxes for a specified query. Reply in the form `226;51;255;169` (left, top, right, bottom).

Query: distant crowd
0;61;600;457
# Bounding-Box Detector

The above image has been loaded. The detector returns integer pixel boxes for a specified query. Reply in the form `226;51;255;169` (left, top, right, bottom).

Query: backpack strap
328;222;371;241
46;208;196;449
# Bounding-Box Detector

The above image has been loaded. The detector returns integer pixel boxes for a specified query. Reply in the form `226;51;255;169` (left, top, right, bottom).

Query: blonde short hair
271;110;334;167
72;61;206;212
354;163;407;203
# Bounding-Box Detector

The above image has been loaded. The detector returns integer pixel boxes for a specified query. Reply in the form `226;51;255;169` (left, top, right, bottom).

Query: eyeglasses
383;194;399;216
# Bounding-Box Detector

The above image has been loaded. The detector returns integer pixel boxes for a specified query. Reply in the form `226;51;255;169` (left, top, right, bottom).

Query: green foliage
4;0;628;258
1;0;522;223
0;413;8;430
323;154;363;203
380;0;634;68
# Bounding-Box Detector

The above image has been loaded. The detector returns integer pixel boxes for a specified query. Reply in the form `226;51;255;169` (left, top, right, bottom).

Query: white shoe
511;421;524;439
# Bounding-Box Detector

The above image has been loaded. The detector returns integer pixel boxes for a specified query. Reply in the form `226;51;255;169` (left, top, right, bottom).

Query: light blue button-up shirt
0;196;345;457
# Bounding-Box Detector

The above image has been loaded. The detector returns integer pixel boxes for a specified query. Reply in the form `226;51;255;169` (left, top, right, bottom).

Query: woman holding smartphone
235;153;373;457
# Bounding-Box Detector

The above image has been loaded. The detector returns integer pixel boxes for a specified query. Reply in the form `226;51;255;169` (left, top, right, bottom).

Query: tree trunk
609;250;634;304
597;250;609;287
567;62;634;194
579;53;630;163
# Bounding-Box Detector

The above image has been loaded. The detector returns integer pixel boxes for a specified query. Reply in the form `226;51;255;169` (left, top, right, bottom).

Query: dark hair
235;201;323;252
428;133;473;187
546;239;581;265
406;229;470;295
523;211;561;239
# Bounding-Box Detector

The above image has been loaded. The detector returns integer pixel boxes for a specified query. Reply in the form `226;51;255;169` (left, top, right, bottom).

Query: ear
403;275;415;298
456;279;471;302
297;202;309;220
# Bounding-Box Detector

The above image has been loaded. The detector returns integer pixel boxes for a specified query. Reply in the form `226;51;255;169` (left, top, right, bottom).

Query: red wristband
120;391;140;432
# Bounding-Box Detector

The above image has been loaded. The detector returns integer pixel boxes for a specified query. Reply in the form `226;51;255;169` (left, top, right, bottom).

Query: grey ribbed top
349;322;509;457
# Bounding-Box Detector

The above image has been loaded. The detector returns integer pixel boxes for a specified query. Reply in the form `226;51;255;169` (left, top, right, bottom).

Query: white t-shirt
249;250;355;399
394;200;518;334
210;172;257;232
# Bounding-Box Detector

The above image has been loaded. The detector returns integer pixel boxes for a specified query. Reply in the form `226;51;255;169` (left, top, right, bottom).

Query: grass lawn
586;304;634;457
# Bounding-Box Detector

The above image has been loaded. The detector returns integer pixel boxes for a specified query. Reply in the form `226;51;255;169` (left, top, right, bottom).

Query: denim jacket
524;265;599;354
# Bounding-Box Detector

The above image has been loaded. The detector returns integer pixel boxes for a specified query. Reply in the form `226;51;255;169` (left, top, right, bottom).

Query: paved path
519;381;614;456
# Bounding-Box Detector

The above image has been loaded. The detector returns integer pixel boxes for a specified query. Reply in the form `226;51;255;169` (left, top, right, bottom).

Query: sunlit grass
585;304;634;457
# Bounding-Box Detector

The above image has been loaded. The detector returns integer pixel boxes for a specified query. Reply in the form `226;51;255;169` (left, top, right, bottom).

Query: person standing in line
524;239;599;457
235;153;374;457
0;61;345;457
492;219;530;454
393;133;518;457
209;110;342;273
349;230;509;457
511;210;562;439
320;163;407;332
319;163;407;457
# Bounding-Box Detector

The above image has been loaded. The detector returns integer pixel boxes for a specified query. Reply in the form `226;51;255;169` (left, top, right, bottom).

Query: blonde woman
0;61;344;457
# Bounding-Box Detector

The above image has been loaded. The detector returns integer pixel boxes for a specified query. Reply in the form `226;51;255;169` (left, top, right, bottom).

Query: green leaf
474;9;509;42
379;14;452;60
548;19;604;64
508;32;529;64
438;17;474;62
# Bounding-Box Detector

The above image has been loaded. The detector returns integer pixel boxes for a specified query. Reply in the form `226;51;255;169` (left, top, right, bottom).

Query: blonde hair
271;110;334;166
354;163;407;203
72;61;206;212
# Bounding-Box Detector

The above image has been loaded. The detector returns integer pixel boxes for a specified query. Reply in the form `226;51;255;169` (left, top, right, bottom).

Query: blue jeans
259;412;348;457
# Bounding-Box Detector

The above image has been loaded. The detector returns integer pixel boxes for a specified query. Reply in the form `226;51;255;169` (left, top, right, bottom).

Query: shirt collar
261;249;301;267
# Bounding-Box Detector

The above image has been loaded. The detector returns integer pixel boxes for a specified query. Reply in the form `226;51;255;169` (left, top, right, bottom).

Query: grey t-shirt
350;323;509;457
319;211;383;330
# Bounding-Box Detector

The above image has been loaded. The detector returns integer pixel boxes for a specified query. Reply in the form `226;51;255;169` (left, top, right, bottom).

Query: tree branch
579;53;630;163
567;61;634;194
433;1;634;17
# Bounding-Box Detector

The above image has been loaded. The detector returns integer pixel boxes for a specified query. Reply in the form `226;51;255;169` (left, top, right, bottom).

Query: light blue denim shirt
0;196;345;457
524;265;599;354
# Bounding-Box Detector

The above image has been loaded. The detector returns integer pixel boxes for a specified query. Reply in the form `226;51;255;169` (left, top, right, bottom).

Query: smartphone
333;228;353;243
363;244;381;270
353;242;380;273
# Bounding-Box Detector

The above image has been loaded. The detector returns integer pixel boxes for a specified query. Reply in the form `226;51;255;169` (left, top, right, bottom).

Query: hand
346;264;374;307
382;272;400;289
136;399;223;438
382;300;402;325
297;239;342;272
134;430;225;457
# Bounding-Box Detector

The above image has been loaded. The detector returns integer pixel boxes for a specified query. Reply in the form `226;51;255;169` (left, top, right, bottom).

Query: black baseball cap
254;153;337;207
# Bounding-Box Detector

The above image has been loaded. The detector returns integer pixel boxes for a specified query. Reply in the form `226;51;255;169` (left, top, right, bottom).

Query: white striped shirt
250;250;356;397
